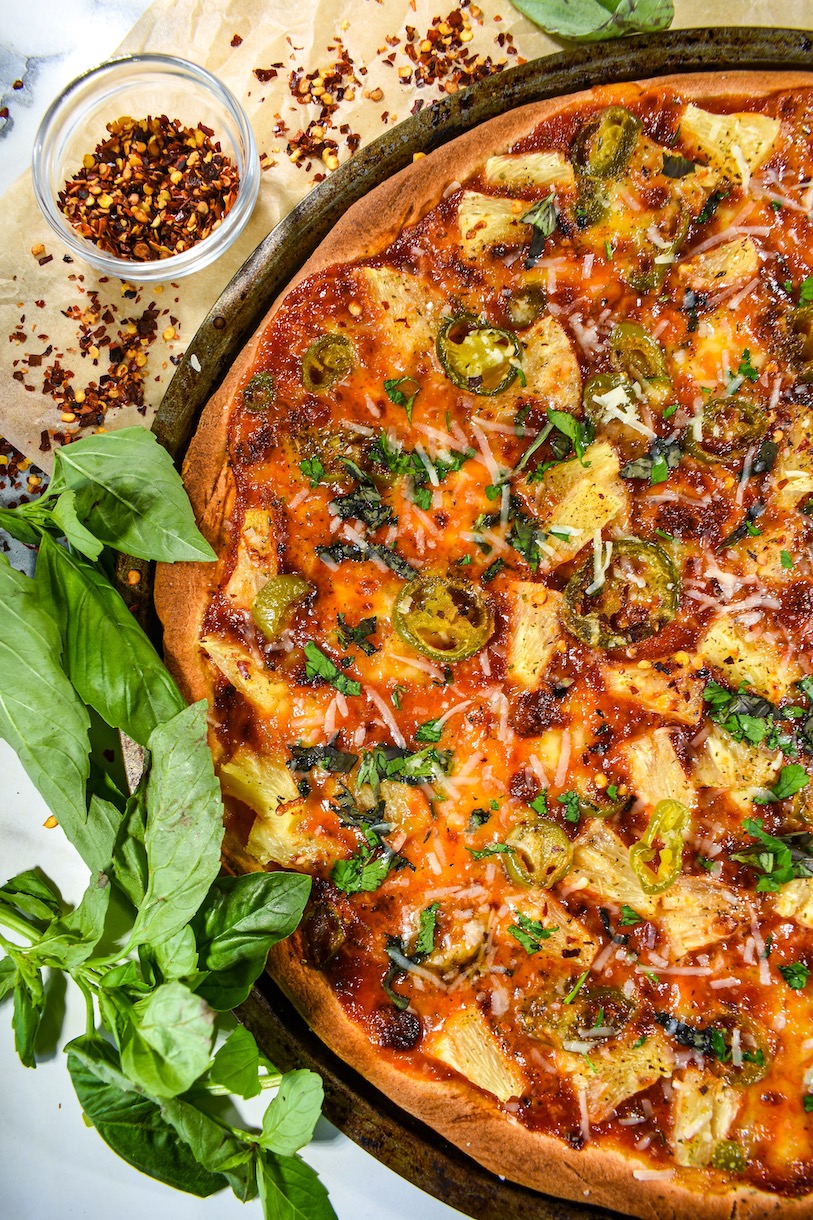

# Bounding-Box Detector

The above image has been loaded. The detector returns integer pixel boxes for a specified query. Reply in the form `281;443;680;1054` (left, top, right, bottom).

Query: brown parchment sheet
0;0;808;471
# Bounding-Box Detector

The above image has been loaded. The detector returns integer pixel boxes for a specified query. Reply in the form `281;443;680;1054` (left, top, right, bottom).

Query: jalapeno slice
563;539;679;651
522;983;635;1046
707;1012;773;1087
436;314;521;396
301;334;354;394
503;819;573;888
609;323;671;401
572;107;642;179
506;285;547;329
392;574;493;662
712;1141;748;1175
251;574;312;641
242;371;276;412
626;205;690;294
685;396;767;464
629;798;690;895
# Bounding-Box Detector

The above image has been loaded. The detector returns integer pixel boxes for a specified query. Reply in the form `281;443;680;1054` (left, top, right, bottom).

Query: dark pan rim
149;26;813;1220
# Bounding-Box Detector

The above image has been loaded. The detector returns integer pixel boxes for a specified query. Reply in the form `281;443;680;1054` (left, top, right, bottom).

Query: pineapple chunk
223;507;277;610
619;728;697;810
676;236;759;292
359;265;439;355
516;315;581;413
221;747;318;868
457;192;528;259
774;878;813;928
571;821;657;918
505;582;563;688
564;1029;675;1124
697;613;804;703
773;409;813;509
529;439;627;571
671;1068;742;1168
504;892;598;970
201;635;292;722
693;723;782;806
602;660;703;725
680;104;780;179
484;151;574;190
660;875;746;960
424;1006;525;1102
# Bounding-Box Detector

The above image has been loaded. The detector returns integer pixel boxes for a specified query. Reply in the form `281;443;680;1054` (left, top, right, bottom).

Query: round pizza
156;69;813;1219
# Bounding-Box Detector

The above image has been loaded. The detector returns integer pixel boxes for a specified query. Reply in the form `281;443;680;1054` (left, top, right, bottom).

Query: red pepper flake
12;80;23;91
56;114;241;262
230;34;243;47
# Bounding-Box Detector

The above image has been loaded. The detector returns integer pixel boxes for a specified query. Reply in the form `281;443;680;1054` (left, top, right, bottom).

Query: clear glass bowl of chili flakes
32;54;260;282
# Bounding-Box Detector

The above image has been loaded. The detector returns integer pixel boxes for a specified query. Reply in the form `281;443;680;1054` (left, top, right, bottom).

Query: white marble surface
0;3;461;1218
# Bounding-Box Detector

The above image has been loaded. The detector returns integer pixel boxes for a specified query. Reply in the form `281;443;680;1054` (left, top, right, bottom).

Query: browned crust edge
154;70;813;1220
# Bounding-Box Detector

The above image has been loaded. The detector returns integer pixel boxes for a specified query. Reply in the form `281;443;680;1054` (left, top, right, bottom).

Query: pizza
156;69;813;1219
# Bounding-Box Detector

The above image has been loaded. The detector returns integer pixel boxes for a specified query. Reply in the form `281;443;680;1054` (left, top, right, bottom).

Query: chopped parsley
737;349;760;383
780;961;811;991
337;613;378;656
468;842;515;860
557;790;582;824
391;684;405;711
564;970;590;1004
662;402;678;420
331;843;396;894
481;557;506;583
529;791;548;817
781;550;795;570
509;911;558;954
468;807;491;830
299;456;325;487
414;718;443;744
384;375;421;423
702;680;801;756
413;486;432;510
604;238;613;261
732;817;813;892
619;905;643;927
415;902;441;956
621;438;681;485
304;641;361;696
547;407;594;466
799;276;813;307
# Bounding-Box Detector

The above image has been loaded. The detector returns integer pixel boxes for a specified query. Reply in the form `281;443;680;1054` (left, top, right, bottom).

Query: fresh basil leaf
287;744;358;775
0;506;41;546
0;957;17;1003
12;973;44;1067
111;781;149;909
67;1036;229;1198
47;427;215;563
259;1070;324;1157
159;1095;257;1201
193;873;311;973
121;981;215;1098
153;925;200;982
128;703;223;949
510;0;673;41
49;490;104;560
523;192;557;267
257;1150;337;1220
0;556;92;863
0;869;63;926
546;407;593;464
35;871;111;969
384;376;420;424
35;533;185;747
210;1025;263;1100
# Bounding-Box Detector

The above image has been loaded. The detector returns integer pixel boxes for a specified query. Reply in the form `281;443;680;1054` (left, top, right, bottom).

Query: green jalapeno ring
503;819;573;888
706;1012;773;1088
392;574;493;663
608;323;670;400
562;538;680;651
626;205;690;296
574;177;610;228
436;314;521;396
302;333;355;394
684;396;768;464
242;371;276;413
629;798;690;895
793;304;813;372
711;1141;748;1175
251;574;312;642
572;106;642;180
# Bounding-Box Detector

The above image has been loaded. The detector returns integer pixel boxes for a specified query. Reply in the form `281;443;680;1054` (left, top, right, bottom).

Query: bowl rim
31;52;260;282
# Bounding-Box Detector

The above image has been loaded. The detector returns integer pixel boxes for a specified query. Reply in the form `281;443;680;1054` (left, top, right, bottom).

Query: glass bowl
31;54;260;282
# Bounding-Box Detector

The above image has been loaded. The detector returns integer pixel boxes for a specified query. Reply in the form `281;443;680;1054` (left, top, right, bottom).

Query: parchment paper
0;0;807;469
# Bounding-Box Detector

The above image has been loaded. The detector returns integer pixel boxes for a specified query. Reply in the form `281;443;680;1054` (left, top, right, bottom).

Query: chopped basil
508;911;557;954
697;189;729;224
737;349;759;383
662;152;695;178
752;437;779;475
547;407;594;466
413;486;432;510
753;763;809;805
287;742;358;774
781;550;795;570
481;557;506;583
357;744;452;796
621;438;681;484
415;902;440;956
468;807;491;829
336;613;379;656
805;1094;813;1113
328;483;395;530
718;502;765;550
304;641;361;696
522;191;558;269
331;843;396;894
799;276;813;307
391;684;405;711
316;540;418;580
467;842;515;860
732;817;813;892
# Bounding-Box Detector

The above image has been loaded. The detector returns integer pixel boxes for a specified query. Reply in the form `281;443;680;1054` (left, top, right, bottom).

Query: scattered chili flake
230;34;243;47
56;114;241;262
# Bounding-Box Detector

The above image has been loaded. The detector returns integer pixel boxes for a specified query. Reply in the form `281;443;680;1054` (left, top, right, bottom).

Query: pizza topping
503;818;573;888
392;574;493;662
608;323;671;404
571;106;642;179
242;370;276;412
629;798;690;895
251;573;312;642
435;314;521;395
301;333;354;393
562;538;679;649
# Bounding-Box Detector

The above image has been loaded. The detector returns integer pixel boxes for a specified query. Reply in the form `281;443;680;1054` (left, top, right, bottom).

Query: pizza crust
155;69;813;1220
